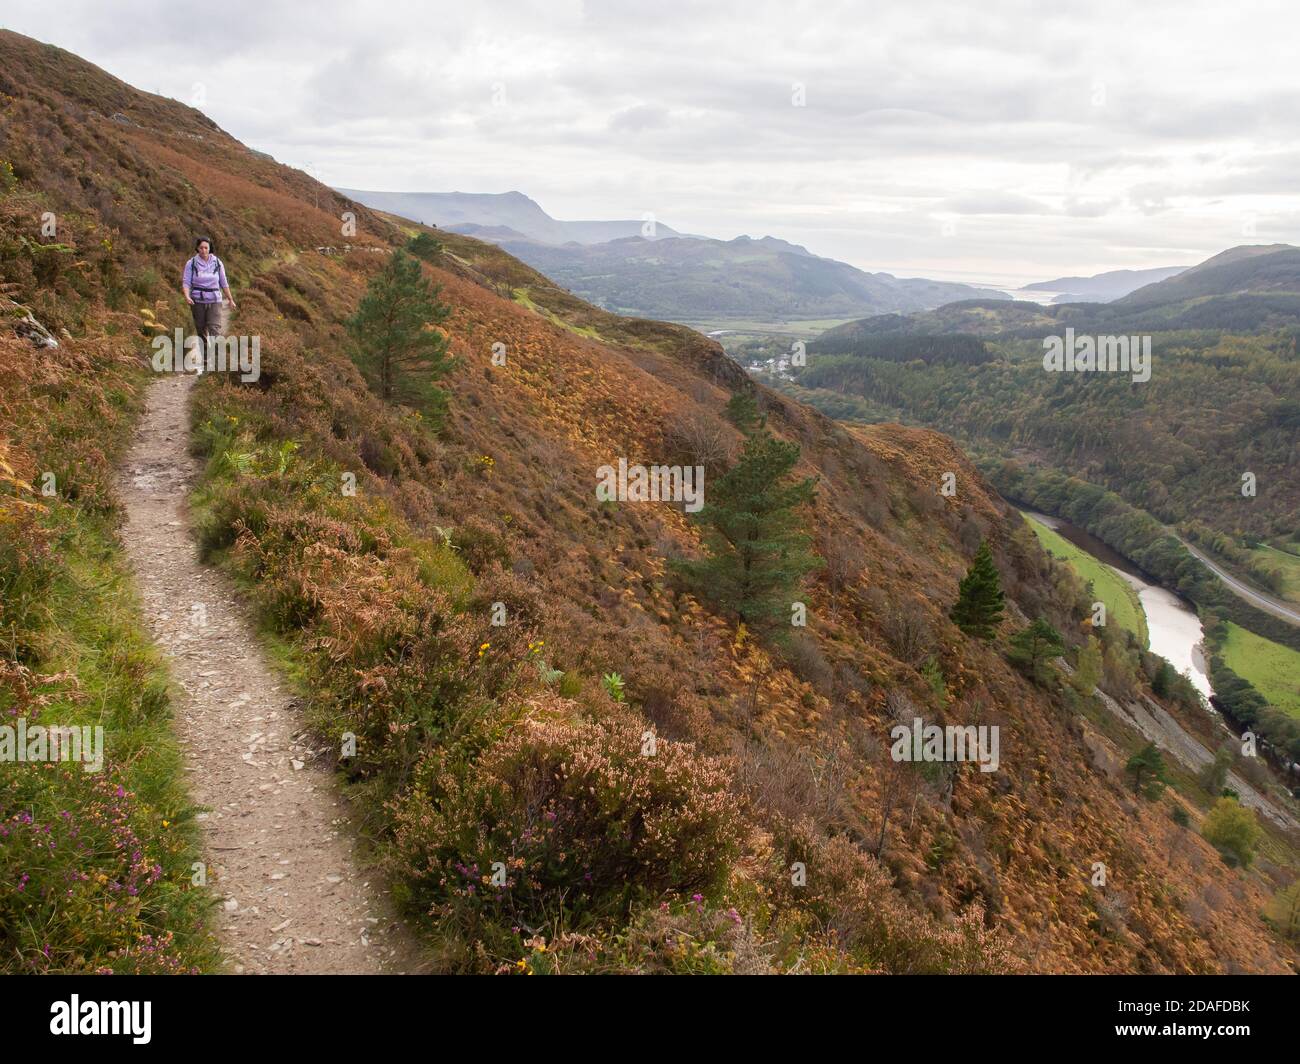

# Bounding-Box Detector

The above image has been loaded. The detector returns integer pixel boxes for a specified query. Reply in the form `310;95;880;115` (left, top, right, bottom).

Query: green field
1220;621;1300;718
1025;516;1149;646
1251;543;1300;605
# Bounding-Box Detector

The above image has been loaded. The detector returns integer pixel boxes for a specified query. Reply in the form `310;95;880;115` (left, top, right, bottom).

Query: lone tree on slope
346;248;456;422
676;428;820;634
950;539;1005;639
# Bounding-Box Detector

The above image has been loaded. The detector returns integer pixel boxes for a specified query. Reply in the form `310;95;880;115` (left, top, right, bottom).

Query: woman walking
181;236;236;345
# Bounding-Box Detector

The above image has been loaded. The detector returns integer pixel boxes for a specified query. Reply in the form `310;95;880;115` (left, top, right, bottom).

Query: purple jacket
183;254;228;303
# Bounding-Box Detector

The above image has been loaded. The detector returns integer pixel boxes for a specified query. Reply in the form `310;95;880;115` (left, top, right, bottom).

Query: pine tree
949;540;1005;639
1126;741;1169;798
676;428;819;632
405;231;443;262
725;391;762;433
346;249;455;420
1008;618;1065;683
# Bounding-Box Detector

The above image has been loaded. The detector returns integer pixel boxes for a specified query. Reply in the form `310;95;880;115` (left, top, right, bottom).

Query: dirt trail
117;372;422;974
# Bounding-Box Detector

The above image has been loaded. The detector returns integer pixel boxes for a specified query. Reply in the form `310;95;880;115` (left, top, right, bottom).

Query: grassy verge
1;331;220;972
1024;515;1149;646
510;286;604;340
0;504;221;972
1220;621;1300;719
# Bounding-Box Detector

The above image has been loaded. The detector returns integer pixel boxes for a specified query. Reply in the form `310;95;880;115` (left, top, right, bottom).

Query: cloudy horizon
5;0;1300;286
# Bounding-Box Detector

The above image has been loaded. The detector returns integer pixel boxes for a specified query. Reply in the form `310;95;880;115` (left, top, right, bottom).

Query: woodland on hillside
796;329;1299;542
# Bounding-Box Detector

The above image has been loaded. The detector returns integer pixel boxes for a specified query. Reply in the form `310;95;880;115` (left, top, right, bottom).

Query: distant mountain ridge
816;244;1300;342
485;231;1011;322
340;186;1010;323
334;188;688;245
1022;265;1188;304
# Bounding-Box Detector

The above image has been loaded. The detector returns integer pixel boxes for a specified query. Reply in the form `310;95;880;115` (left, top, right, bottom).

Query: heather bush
388;713;746;966
592;897;769;974
0;768;199;973
472;895;768;974
449;519;511;573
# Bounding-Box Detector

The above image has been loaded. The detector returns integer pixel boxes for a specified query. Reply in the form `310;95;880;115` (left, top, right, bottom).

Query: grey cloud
939;192;1055;216
3;0;1299;283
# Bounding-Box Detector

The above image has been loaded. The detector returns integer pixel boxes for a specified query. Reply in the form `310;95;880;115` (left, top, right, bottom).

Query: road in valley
1178;537;1300;627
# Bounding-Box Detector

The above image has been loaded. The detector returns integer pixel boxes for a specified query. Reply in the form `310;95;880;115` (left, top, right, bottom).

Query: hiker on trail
181;236;236;343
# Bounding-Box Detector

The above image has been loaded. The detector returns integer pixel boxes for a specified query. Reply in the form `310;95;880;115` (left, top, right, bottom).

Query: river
1021;510;1213;699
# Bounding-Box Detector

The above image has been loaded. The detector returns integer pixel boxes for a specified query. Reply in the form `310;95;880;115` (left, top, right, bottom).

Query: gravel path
116;372;422;974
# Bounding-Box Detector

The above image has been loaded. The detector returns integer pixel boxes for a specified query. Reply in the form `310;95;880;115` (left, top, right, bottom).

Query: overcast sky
6;0;1300;285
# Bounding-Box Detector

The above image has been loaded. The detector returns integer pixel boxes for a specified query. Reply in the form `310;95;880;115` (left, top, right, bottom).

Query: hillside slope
2;30;1297;974
1118;244;1300;307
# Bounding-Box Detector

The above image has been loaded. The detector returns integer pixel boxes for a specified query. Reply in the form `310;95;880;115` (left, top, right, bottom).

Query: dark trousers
190;299;224;342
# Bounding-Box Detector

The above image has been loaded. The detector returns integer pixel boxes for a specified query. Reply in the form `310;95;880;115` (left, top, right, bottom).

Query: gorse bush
1201;797;1262;867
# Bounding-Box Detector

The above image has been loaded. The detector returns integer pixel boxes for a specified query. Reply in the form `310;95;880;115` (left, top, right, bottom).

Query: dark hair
195;236;214;251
